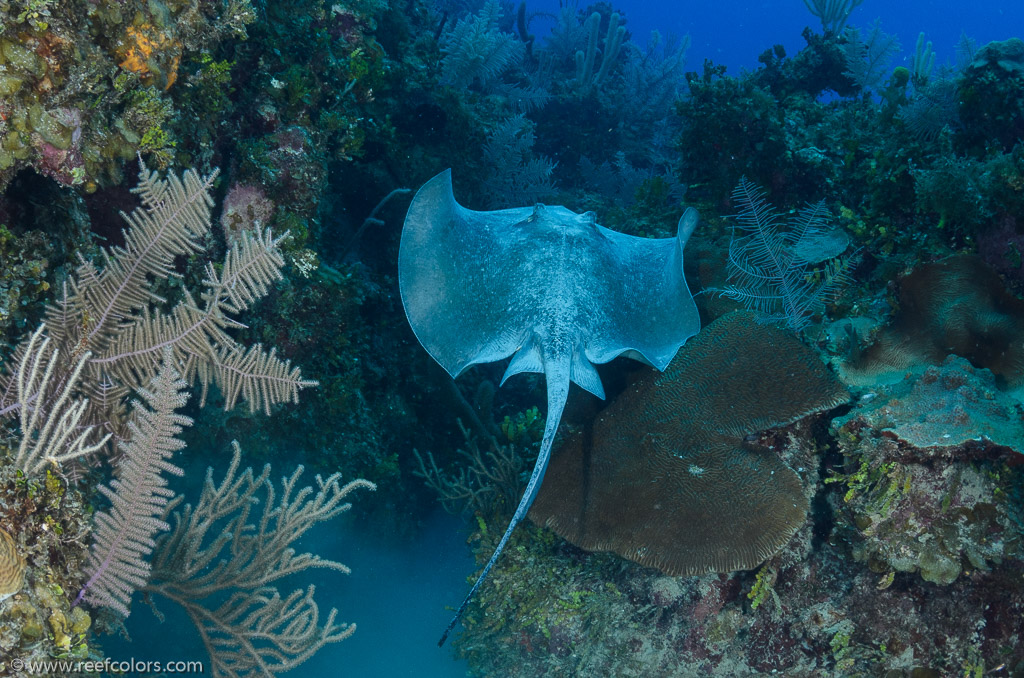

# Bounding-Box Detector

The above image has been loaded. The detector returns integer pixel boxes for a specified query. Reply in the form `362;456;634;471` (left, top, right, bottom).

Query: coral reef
401;7;1024;675
839;356;1024;453
958;38;1024;155
0;225;54;346
0;0;255;190
454;405;1024;676
0;163;317;447
2;0;1024;675
831;356;1023;586
0;163;358;674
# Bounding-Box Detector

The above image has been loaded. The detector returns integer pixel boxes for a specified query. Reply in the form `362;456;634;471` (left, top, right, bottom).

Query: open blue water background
530;0;1024;74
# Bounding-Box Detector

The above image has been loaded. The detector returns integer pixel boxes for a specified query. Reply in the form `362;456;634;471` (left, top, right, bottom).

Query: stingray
399;170;701;645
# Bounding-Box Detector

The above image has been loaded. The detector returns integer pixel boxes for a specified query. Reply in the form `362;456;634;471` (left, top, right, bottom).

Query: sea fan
717;178;857;332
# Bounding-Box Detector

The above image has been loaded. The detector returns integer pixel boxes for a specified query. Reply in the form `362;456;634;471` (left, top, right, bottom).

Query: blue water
528;0;1024;74
309;508;472;677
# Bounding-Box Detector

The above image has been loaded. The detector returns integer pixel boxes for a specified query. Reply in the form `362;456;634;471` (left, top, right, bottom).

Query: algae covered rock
970;37;1024;74
830;356;1023;585
0;0;256;191
0;463;93;667
844;355;1024;454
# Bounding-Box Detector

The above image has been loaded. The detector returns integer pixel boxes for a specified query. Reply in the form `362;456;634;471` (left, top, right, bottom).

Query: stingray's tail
437;371;570;647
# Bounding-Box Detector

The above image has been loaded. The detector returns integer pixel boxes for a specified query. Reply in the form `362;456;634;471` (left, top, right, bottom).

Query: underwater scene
1;0;1024;675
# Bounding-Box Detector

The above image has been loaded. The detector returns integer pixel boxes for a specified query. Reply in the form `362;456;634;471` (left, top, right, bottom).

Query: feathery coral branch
0;162;316;443
76;351;191;615
717;177;857;332
12;325;110;474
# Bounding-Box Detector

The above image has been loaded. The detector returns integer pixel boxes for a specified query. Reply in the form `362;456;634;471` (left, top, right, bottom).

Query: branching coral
439;0;524;89
76;352;190;615
145;443;375;678
802;0;863;35
0;162;369;675
481;114;556;207
9;325;110;475
414;416;539;518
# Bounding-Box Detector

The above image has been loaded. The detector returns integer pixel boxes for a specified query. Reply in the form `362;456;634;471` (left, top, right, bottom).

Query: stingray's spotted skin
398;169;701;645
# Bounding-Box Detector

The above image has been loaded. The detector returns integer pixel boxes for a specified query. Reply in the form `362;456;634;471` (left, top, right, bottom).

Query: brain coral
530;311;848;575
0;527;25;603
845;255;1024;390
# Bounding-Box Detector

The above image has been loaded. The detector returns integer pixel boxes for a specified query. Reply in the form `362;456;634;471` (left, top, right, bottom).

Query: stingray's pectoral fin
437;359;572;647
